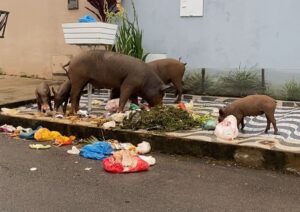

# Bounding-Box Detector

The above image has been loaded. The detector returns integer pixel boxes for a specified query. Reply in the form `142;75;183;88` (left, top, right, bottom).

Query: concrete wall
0;0;91;79
123;0;300;73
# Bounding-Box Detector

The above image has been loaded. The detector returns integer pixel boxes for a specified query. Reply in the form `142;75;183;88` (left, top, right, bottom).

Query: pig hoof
274;131;280;135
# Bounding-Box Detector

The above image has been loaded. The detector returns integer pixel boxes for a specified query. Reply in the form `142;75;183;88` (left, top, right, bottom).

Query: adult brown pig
66;50;167;114
218;95;279;135
52;79;71;113
110;58;186;103
148;58;186;103
35;82;53;113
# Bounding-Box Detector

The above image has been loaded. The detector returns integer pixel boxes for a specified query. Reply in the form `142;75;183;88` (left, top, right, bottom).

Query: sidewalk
0;75;59;105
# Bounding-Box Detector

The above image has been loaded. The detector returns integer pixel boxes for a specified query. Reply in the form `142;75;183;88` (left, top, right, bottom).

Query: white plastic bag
214;115;239;140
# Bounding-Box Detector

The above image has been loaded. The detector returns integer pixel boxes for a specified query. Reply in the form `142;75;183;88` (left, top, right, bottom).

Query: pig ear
51;87;56;95
160;84;172;92
219;108;225;115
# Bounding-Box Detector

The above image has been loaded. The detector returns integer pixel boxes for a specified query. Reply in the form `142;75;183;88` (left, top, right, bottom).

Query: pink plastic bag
214;115;239;140
105;99;119;112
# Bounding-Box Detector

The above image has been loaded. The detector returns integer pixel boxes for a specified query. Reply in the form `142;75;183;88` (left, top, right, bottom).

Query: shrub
280;80;300;101
215;66;263;97
183;70;214;95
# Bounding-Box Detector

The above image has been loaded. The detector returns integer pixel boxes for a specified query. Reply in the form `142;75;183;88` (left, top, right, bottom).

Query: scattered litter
78;136;98;145
19;126;42;139
102;121;116;129
29;144;51;150
139;155;156;166
103;150;149;173
55;114;64;119
67;146;80;155
34;128;60;141
177;102;187;110
119;143;137;153
203;119;217;130
54;135;76;146
91;99;102;106
136;141;151;154
34;127;76;146
185;100;194;112
105;98;119;112
191;114;216;128
1;108;20;115
84;167;92;171
0;124;16;133
80;141;113;160
214;115;238;140
129;103;140;111
105;99;130;112
45;111;55;117
30;167;37;171
77;110;88;117
74;161;79;164
110;113;126;123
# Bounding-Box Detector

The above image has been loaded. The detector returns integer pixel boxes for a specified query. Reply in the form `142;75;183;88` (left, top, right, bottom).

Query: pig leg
236;115;244;131
70;83;85;114
264;115;271;134
37;102;42;112
118;85;134;112
110;88;120;99
62;99;68;114
173;80;183;103
36;94;42;111
240;117;245;132
48;98;53;111
265;113;279;135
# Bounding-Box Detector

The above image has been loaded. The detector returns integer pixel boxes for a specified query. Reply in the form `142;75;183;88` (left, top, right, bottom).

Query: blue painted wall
123;0;300;73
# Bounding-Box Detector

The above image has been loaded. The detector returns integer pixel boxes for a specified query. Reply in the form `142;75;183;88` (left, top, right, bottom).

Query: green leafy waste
122;106;214;131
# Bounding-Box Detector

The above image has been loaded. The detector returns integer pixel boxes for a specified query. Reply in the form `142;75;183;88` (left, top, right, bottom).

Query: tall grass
215;66;263;97
280;80;300;101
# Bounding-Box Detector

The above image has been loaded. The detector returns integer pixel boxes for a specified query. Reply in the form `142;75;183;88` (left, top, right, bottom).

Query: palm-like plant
114;2;148;61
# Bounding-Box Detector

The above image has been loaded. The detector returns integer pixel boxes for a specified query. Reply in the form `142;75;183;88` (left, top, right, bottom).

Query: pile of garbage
0;124;155;174
106;99;217;131
123;105;202;131
1;98;218;132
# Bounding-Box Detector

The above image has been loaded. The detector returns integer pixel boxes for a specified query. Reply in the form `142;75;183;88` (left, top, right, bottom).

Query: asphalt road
0;134;299;212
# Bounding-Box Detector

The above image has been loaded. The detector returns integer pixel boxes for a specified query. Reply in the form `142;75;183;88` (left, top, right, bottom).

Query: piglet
218;95;279;135
35;82;53;113
52;80;71;114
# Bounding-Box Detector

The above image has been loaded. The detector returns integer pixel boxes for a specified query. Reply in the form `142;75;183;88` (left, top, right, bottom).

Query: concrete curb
0;112;299;173
1;98;300;174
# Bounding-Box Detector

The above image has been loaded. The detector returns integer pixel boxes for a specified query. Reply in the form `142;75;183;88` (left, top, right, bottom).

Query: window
68;0;79;10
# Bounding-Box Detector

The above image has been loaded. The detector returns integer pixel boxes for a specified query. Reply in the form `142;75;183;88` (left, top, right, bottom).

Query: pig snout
41;104;50;113
218;116;225;123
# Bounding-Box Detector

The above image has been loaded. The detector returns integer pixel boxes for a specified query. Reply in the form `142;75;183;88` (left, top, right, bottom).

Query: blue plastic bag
19;126;43;140
80;141;113;160
78;15;96;23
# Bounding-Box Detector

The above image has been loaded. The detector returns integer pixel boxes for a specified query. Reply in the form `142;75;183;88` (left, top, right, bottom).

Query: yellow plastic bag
34;128;61;141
